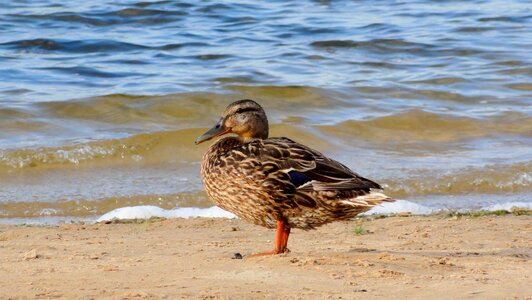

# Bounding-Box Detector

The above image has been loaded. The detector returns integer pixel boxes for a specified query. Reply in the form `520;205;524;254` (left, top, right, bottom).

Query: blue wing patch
288;171;312;188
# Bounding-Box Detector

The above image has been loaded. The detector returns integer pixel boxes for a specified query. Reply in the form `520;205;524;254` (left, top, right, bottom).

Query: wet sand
1;214;530;299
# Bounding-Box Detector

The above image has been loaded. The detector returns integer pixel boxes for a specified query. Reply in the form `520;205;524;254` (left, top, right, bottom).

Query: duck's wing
243;137;391;211
260;137;382;192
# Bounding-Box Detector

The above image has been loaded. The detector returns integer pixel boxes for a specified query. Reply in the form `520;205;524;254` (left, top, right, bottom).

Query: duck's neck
239;126;269;142
239;135;266;143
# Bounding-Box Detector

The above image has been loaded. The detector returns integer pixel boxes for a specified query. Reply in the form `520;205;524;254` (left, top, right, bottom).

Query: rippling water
0;0;531;221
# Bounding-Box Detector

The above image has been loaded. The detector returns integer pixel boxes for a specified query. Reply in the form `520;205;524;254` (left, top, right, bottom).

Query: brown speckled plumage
196;99;393;255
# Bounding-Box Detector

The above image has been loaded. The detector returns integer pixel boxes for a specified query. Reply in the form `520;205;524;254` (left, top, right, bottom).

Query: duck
195;99;393;256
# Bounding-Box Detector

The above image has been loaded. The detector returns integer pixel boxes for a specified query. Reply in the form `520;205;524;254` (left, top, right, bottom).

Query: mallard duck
195;99;393;256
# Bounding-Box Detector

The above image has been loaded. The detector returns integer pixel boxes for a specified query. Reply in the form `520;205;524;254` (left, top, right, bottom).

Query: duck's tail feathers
340;190;395;207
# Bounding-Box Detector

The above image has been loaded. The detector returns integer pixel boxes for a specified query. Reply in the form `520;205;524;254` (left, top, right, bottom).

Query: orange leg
281;226;291;251
249;220;291;257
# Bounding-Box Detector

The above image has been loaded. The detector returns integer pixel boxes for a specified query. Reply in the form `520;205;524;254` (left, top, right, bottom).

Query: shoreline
2;198;531;226
1;214;530;299
0;201;530;226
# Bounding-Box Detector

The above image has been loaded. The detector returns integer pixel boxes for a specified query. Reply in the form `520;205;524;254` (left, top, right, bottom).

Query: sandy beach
1;214;530;299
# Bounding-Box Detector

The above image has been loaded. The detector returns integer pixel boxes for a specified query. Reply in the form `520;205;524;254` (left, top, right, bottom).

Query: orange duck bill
195;118;231;145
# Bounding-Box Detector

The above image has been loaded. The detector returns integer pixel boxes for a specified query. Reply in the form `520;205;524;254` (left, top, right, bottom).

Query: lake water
0;0;530;222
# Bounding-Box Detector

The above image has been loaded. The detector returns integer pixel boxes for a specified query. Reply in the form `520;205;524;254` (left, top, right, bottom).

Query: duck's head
195;99;269;145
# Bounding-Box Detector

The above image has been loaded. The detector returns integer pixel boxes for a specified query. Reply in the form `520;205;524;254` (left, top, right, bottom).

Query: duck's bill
195;120;231;145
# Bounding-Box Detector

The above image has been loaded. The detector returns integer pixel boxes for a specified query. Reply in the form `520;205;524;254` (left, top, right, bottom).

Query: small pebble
23;249;39;260
232;252;243;259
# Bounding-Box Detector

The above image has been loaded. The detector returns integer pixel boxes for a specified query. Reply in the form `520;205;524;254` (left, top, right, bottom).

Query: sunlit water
0;0;530;221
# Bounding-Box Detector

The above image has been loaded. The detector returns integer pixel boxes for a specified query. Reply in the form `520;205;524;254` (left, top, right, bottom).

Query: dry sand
0;214;530;299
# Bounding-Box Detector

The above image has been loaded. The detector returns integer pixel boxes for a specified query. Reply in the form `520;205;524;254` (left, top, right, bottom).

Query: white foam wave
362;200;435;215
97;205;236;222
480;201;532;211
96;200;531;223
